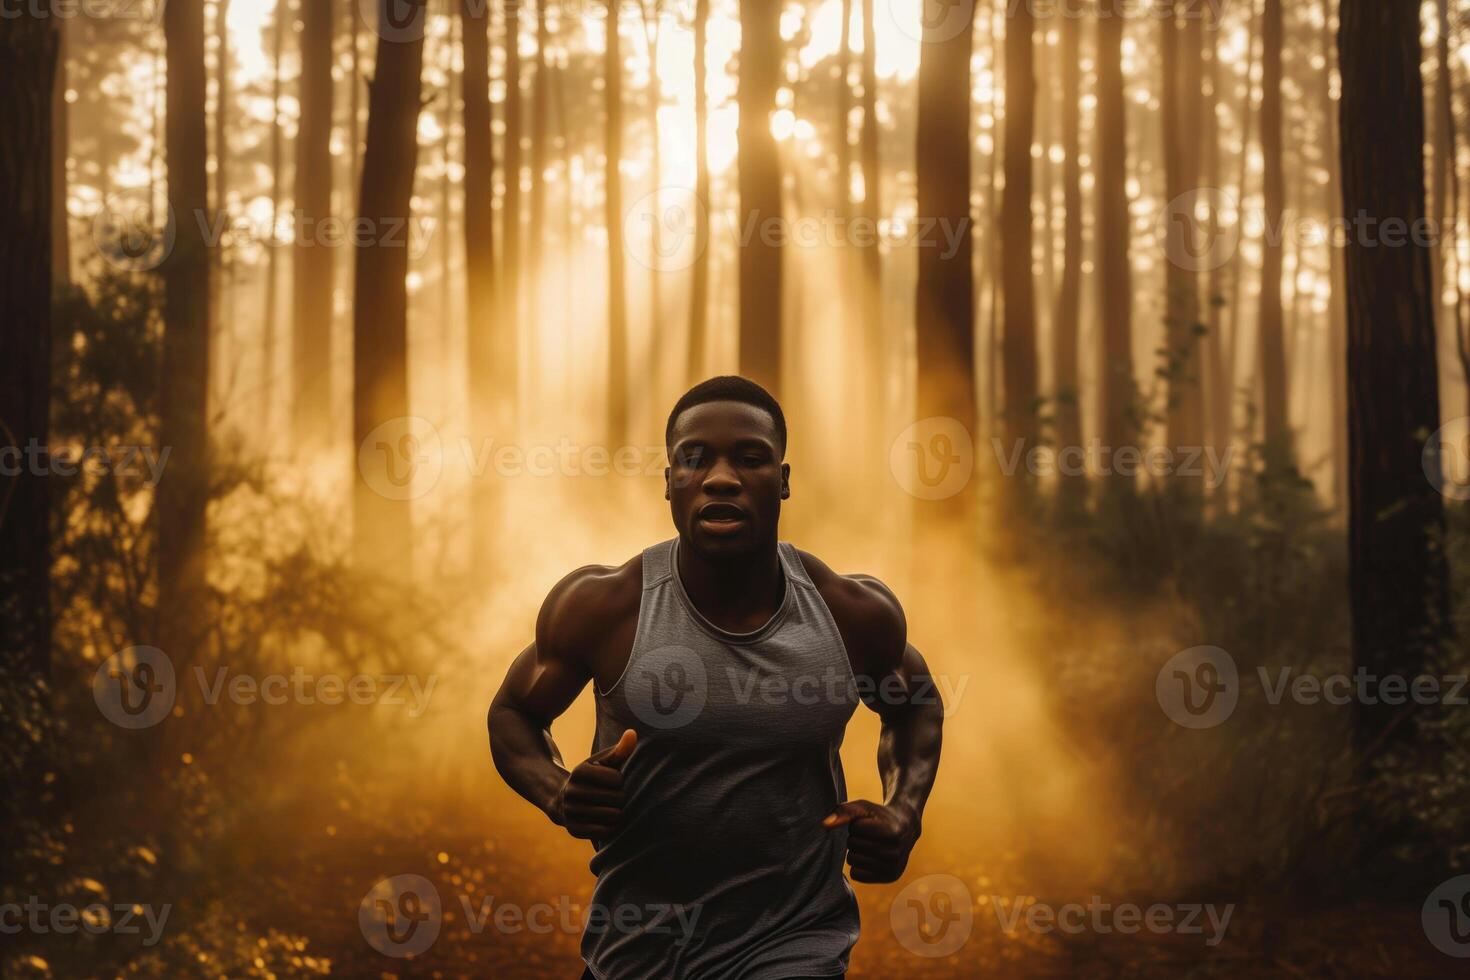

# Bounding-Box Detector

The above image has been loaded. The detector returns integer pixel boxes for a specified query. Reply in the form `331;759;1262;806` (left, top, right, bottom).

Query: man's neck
676;536;785;634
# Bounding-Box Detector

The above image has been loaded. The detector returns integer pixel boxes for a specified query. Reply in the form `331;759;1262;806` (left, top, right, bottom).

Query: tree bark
503;0;524;368
1162;0;1205;460
1054;0;1083;495
858;0;882;425
462;0;499;573
1258;0;1289;458
687;0;710;381
914;0;976;516
605;0;629;444
264;0;288;432
737;0;783;394
51;19;69;290
0;16;58;678
529;0;549;336
294;0;335;448
1321;0;1347;511
1339;0;1450;753
352;0;427;567
1096;0;1134;486
1001;0;1037;455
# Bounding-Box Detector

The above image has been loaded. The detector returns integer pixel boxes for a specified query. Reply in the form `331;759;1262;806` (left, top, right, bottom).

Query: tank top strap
641;538;676;590
777;541;814;589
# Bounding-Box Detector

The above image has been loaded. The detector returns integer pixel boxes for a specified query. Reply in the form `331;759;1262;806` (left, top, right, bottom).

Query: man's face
666;400;789;558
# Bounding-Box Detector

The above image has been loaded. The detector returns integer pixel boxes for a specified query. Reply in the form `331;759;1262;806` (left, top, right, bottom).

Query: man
488;376;944;979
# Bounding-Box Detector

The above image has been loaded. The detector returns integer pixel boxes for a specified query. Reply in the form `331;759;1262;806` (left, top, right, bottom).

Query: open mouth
697;503;748;535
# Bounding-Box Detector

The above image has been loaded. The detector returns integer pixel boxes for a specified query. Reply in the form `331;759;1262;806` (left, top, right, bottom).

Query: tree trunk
1203;0;1231;487
737;0;783;394
642;0;663;387
1258;0;1289;458
159;0;213;656
914;0;976;515
1339;0;1449;754
1054;0;1083;495
1227;0;1260;451
1001;0;1037;455
605;0;629;444
294;0;334;448
1096;0;1133;486
0;16;58;679
353;0;427;567
858;0;883;448
529;0;549;340
1162;1;1205;462
214;0;234;357
264;0;287;433
462;0;499;573
687;0;710;381
503;0;523;374
1322;0;1347;511
51;20;69;290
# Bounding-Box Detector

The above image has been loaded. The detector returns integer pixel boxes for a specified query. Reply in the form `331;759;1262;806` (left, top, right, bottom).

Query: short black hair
665;376;787;458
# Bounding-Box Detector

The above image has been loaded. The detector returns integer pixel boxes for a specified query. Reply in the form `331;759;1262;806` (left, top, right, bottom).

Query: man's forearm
877;679;944;823
488;701;571;822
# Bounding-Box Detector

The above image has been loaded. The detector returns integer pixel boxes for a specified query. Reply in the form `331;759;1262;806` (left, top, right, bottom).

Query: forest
2;0;1469;975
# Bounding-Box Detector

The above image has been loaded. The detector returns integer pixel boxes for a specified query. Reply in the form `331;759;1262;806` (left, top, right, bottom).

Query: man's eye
742;456;765;466
682;452;705;468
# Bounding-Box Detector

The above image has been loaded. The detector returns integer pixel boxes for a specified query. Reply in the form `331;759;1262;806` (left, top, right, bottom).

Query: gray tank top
582;538;862;980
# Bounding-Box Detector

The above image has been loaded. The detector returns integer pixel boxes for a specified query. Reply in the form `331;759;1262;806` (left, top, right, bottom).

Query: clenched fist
822;799;920;884
552;729;637;840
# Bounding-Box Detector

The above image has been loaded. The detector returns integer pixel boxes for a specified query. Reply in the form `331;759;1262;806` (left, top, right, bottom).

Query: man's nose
702;460;741;494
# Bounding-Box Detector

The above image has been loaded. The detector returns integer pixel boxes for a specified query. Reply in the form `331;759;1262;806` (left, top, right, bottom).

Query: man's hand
822;799;920;883
552;729;637;840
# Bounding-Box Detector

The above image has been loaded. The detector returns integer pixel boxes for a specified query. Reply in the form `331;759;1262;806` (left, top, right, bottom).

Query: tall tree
353;0;427;566
462;0;500;572
214;0;235;346
51;19;69;290
913;0;976;512
503;0;524;365
737;0;784;394
641;0;663;378
264;0;288;430
1162;0;1206;459
529;0;550;335
0;15;59;678
1202;0;1231;475
1001;0;1037;454
605;0;629;444
294;0;335;447
1320;0;1347;508
1338;0;1449;755
1095;0;1134;486
159;0;213;654
1054;0;1084;495
686;0;710;380
858;0;882;422
1258;0;1289;457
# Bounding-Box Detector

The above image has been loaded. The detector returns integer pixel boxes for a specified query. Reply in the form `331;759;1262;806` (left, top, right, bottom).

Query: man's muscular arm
488;562;640;839
802;552;945;883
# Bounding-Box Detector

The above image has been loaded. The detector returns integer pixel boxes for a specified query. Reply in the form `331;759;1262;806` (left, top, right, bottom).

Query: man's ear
664;466;671;500
780;463;791;499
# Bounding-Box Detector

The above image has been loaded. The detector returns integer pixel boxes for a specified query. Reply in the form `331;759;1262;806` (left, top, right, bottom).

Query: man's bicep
495;640;591;725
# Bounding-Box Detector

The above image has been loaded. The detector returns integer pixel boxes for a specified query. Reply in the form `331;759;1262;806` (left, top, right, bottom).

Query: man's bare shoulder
536;553;644;659
794;548;906;675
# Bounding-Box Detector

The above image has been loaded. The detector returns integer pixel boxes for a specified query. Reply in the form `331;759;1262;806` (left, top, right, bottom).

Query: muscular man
489;376;944;979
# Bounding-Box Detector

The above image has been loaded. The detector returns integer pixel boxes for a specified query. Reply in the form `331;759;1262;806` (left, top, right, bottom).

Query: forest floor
45;821;1440;980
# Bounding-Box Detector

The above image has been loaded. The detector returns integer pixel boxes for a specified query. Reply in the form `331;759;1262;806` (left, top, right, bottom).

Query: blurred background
2;0;1470;975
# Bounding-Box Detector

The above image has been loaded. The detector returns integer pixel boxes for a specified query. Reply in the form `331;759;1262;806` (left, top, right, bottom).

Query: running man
489;376;944;979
